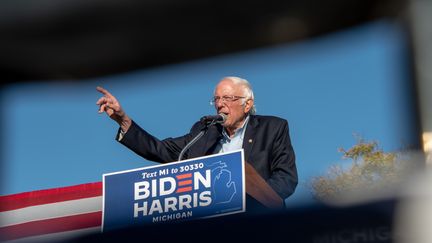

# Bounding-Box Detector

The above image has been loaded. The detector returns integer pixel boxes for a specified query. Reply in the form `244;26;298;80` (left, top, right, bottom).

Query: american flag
0;182;103;242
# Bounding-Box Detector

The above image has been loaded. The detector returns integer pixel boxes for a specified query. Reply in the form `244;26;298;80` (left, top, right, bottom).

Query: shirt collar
221;115;250;141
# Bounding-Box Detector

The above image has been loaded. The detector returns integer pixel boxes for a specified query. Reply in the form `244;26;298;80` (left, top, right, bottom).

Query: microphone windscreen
218;113;227;123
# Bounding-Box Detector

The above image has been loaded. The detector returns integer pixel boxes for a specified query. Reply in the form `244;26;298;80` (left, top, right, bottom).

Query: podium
102;150;285;232
245;162;284;209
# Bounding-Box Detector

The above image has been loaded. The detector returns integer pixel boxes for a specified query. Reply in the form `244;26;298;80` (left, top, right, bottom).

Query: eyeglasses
210;95;246;105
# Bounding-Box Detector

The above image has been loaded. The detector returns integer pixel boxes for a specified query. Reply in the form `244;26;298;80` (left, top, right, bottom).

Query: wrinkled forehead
214;79;243;95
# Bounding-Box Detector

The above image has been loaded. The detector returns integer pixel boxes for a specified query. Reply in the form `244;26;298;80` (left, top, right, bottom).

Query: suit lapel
242;115;258;162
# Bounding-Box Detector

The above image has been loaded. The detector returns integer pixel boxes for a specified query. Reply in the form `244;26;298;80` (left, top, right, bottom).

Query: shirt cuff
117;128;126;141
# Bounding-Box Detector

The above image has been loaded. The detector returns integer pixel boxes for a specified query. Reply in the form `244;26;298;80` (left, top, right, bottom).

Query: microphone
200;114;227;124
178;113;226;161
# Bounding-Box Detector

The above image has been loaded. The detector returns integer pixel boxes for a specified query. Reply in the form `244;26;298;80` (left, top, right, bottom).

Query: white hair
221;76;256;115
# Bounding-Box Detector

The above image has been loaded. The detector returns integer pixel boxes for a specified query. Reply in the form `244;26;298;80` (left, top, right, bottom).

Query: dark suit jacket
118;115;298;199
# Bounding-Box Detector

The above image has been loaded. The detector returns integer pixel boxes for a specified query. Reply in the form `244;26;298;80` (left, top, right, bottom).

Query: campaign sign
102;149;245;232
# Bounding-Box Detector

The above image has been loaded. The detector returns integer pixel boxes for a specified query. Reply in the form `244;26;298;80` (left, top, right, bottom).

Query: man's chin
221;122;231;128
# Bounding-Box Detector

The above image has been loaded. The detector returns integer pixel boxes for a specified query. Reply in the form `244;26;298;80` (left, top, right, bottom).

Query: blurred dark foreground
66;200;395;243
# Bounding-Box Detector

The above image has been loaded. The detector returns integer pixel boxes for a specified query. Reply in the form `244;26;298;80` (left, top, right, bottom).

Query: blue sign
102;149;245;231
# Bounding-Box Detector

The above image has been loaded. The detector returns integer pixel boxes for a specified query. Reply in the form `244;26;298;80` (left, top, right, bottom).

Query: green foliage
310;137;410;202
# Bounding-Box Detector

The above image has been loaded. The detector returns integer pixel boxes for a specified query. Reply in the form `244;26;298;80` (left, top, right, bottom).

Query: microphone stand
177;119;218;161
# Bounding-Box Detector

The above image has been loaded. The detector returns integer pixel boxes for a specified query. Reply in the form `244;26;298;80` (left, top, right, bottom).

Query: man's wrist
117;123;129;141
119;116;132;133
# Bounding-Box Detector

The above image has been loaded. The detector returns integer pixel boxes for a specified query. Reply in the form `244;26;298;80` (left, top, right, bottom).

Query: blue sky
0;19;418;207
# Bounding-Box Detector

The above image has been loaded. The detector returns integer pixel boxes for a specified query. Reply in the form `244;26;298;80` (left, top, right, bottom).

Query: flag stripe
5;226;101;243
0;211;102;241
0;182;102;212
0;196;102;227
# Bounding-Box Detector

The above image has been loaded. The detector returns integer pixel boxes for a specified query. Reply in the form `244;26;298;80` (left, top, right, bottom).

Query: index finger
96;86;114;98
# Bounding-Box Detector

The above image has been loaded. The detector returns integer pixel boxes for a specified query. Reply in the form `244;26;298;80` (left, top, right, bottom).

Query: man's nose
215;99;225;109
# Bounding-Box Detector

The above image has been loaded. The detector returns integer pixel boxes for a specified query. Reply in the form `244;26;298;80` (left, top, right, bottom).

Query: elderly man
96;76;297;200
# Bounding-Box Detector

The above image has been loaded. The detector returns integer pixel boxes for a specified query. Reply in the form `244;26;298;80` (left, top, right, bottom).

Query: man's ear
244;99;253;113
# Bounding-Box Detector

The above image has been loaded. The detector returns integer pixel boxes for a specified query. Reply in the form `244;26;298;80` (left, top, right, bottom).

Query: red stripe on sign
0;182;102;212
176;174;192;180
176;187;192;193
0;211;102;241
178;180;192;186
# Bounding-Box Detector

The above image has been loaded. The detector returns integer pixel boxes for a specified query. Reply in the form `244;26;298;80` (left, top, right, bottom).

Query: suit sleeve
116;120;202;163
266;120;298;199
